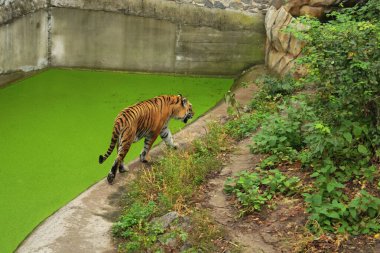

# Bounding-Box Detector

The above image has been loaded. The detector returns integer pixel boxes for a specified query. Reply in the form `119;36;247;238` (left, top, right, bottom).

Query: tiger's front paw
107;172;115;184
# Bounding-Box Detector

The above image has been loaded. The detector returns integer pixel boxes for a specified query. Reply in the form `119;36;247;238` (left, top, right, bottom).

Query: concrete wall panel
0;10;48;74
174;26;265;75
51;8;176;72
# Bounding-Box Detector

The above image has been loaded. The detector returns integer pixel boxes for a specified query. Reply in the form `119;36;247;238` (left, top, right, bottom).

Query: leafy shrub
250;97;317;166
224;169;300;215
279;0;380;236
305;190;380;235
257;74;300;97
225;112;268;140
113;201;166;252
291;6;380;128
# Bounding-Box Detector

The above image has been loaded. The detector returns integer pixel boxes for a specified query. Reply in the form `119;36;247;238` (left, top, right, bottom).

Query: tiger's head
172;95;194;124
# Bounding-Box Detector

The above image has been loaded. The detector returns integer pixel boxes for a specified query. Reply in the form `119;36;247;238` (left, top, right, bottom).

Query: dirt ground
200;138;307;253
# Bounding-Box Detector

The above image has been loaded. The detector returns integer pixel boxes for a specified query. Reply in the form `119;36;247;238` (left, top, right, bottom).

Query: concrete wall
51;8;177;73
0;0;47;24
51;8;264;75
0;10;48;74
0;0;266;78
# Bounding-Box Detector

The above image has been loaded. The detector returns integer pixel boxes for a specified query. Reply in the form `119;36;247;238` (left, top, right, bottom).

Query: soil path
203;137;307;253
205;138;277;253
16;66;267;253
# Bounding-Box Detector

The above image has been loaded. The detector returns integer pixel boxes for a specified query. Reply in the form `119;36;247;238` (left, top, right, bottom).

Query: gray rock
214;1;226;9
241;0;252;5
152;211;179;229
204;0;213;8
180;242;193;251
229;1;244;10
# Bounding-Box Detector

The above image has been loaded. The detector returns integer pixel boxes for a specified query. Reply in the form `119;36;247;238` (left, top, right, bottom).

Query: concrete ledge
50;0;264;31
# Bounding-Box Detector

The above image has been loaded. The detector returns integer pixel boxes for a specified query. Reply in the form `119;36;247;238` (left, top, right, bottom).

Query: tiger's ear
181;97;188;107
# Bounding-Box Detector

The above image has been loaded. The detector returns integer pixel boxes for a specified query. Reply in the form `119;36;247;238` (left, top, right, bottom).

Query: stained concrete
0;0;47;25
0;10;48;74
0;0;265;76
51;8;177;73
50;8;264;75
15;65;268;253
50;0;265;31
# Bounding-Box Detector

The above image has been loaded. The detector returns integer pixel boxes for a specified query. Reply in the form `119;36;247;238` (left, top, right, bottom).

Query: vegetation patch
224;169;300;216
113;123;237;252
222;1;380;251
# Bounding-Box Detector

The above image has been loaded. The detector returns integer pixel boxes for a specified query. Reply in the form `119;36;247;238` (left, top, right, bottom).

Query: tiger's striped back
99;95;193;164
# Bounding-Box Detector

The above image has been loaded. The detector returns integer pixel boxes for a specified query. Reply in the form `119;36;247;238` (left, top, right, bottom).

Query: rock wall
0;0;266;77
265;0;342;75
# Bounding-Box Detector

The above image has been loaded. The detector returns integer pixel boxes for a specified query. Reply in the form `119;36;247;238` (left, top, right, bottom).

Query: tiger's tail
99;125;119;164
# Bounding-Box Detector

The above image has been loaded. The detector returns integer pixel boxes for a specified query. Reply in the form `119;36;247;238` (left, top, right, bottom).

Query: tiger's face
173;96;194;123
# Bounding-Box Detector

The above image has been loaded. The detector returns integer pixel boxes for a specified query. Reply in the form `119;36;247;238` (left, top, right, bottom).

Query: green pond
0;69;233;253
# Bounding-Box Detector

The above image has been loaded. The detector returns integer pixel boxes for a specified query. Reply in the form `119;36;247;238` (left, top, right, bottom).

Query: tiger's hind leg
119;162;127;173
108;139;132;184
140;133;159;163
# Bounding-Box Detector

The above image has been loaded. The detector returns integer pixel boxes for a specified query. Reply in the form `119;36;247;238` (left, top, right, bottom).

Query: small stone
229;1;244;10
241;0;252;5
260;232;280;243
193;0;206;6
166;237;178;248
204;0;213;8
248;8;259;13
214;1;226;9
180;242;193;251
151;211;179;229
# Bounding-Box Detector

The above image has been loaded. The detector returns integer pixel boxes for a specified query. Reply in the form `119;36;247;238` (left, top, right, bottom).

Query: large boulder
265;0;342;75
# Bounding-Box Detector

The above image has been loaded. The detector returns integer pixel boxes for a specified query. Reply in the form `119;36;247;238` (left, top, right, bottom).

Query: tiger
99;94;194;184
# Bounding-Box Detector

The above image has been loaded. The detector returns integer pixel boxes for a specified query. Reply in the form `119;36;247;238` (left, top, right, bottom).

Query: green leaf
358;144;369;155
353;126;362;137
349;208;357;219
327;182;335;192
310;172;320;177
326;211;340;219
343;132;353;143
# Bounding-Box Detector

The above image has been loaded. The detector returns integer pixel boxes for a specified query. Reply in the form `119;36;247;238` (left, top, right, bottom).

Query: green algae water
0;69;233;253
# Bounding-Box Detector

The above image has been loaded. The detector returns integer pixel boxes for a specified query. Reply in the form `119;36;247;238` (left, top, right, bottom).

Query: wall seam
47;0;52;66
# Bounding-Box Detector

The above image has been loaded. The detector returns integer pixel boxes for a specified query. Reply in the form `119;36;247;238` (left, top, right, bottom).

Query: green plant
113;122;231;252
225;112;268;140
274;0;380;237
113;201;166;252
225;90;241;117
257;74;300;97
304;190;380;235
250;97;317;166
224;169;300;215
289;6;380;128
